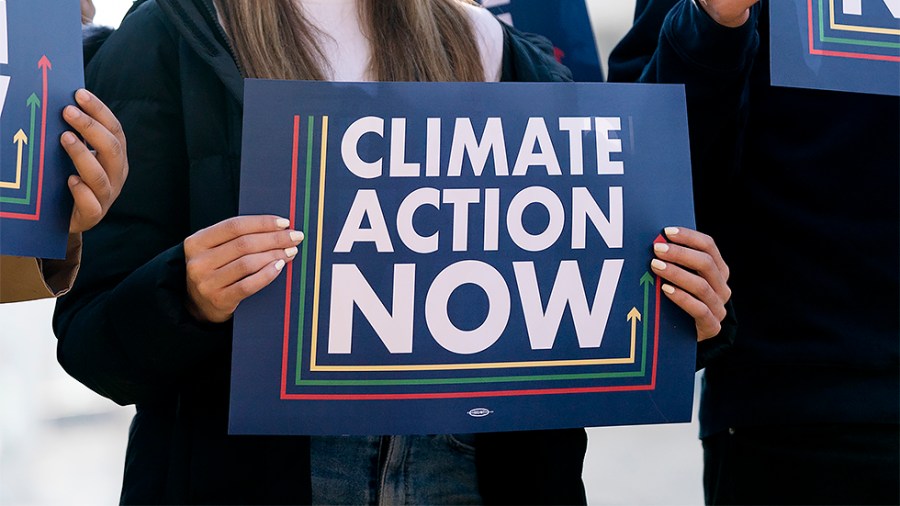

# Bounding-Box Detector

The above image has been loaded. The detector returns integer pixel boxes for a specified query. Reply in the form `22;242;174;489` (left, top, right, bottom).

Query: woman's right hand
184;215;304;323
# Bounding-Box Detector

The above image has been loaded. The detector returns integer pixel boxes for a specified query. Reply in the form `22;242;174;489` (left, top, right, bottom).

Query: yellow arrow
626;307;641;361
1;129;28;189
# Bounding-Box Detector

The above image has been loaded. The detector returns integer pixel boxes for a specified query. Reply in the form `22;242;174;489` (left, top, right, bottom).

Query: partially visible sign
0;0;82;258
771;0;900;96
480;0;604;82
232;80;699;436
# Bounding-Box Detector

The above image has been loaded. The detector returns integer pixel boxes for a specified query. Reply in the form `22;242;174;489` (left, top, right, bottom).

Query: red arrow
35;55;51;220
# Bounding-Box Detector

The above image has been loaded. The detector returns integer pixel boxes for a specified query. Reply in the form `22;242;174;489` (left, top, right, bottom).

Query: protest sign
0;0;82;259
771;0;900;96
232;80;697;436
479;0;604;82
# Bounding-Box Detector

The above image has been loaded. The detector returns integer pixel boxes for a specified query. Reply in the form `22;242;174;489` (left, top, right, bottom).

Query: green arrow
639;271;654;373
24;93;40;204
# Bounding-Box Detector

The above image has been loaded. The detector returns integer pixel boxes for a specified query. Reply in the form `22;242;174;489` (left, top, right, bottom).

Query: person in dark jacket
54;0;733;504
0;0;129;304
608;1;900;505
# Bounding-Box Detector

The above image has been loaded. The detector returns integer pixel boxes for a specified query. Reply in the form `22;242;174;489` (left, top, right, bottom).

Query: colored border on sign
279;115;661;399
808;0;900;61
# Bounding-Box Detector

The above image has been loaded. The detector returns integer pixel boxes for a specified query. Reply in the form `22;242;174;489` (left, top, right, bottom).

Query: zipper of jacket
199;0;246;78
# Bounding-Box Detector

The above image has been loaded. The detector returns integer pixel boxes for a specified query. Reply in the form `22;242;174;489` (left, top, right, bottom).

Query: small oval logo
467;408;493;418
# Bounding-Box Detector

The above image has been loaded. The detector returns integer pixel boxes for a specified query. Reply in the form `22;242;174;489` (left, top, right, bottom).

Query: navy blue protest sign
771;0;900;96
0;0;82;259
479;0;604;82
232;80;697;436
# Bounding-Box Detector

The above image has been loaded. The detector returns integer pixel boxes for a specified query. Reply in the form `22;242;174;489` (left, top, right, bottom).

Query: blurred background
0;1;706;505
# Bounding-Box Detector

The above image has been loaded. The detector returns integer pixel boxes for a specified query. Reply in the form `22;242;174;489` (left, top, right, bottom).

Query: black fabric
475;429;588;506
55;1;584;504
702;424;900;506
83;24;115;67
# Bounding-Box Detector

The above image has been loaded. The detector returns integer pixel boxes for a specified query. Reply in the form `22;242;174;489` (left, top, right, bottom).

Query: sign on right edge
770;0;900;96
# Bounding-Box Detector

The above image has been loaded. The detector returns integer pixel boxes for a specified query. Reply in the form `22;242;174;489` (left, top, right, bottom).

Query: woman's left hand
650;227;731;342
61;88;129;235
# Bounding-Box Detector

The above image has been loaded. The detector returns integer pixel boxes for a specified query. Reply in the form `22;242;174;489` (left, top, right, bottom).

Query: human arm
607;0;760;238
0;87;128;303
54;2;304;406
54;3;222;405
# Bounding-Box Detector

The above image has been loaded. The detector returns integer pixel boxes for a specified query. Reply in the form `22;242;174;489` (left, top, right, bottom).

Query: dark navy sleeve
607;0;759;370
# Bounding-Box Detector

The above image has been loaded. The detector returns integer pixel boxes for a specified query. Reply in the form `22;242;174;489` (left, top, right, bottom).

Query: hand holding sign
651;226;731;342
696;0;759;27
61;89;128;234
185;216;305;323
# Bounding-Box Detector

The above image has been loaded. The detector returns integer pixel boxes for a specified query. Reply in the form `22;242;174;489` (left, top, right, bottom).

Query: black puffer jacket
57;1;584;504
609;0;899;438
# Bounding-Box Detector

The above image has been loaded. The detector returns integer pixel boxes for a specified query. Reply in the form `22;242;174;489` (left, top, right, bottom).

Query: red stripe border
278;116;660;401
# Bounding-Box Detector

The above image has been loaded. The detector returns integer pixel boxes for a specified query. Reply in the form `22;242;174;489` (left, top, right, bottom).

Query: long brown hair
214;0;486;82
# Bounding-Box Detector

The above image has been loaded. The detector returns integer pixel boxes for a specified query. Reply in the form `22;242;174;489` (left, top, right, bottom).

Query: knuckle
82;114;97;132
209;293;227;310
714;305;728;322
108;137;125;159
233;236;253;254
224;217;243;237
721;262;731;282
235;282;255;299
722;285;733;302
710;320;722;336
184;236;198;255
83;204;104;224
697;231;714;249
236;256;256;274
109;118;125;139
699;253;716;272
185;262;203;283
699;283;716;301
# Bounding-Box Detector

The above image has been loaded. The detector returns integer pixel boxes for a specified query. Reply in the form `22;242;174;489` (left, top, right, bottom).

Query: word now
328;259;624;355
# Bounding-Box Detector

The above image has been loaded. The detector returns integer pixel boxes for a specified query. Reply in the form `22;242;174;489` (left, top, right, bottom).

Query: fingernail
68;175;81;187
664;227;680;237
274;259;286;272
290;231;304;242
76;89;92;103
275;218;290;229
653;243;669;254
662;284;676;295
61;132;77;145
65;106;81;119
284;247;298;258
651;259;667;271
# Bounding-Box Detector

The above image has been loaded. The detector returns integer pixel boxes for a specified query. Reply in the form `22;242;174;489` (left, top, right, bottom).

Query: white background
0;1;707;505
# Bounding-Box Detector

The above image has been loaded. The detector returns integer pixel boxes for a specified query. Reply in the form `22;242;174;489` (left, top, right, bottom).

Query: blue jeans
311;435;482;505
